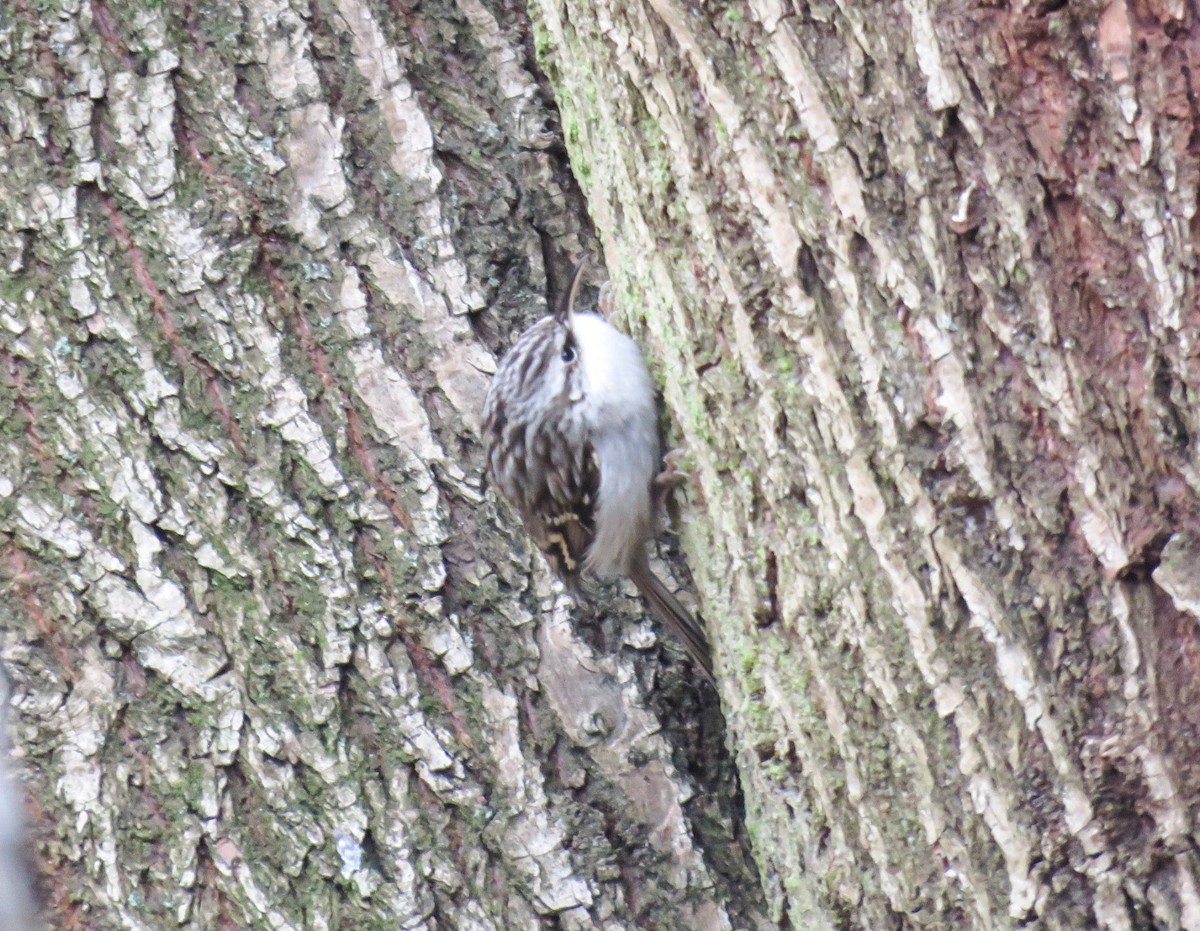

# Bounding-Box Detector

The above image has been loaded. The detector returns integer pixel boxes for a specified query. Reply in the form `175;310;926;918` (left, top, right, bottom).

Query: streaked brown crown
483;263;599;579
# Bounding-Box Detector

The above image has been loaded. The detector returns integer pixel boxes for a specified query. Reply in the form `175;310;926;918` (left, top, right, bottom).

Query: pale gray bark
531;0;1200;928
7;0;1200;927
0;0;764;928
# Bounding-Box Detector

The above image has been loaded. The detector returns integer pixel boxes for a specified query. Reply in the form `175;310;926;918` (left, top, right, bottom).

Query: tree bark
531;0;1200;927
5;0;1200;928
0;0;764;928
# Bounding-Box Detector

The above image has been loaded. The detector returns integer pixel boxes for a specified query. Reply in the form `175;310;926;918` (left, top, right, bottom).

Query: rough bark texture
0;0;766;928
532;0;1200;928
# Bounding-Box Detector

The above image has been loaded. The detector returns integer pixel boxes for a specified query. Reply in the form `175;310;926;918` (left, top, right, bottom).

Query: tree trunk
0;0;764;927
531;0;1200;927
4;0;1199;928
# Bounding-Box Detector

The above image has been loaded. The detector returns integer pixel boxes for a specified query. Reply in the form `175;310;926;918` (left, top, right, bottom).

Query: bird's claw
653;447;690;511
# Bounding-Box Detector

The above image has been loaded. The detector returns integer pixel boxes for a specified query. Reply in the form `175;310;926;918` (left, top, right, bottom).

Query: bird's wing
523;429;599;583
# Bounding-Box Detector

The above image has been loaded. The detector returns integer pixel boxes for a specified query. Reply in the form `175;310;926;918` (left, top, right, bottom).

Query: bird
482;259;714;684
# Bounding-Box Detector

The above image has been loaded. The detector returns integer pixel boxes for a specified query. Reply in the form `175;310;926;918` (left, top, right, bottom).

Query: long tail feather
628;560;714;685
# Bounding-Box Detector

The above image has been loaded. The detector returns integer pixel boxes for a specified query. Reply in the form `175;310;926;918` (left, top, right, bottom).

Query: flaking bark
533;0;1200;927
0;0;765;928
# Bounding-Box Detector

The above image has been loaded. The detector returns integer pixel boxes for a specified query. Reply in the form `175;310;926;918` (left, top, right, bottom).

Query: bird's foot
653;447;690;511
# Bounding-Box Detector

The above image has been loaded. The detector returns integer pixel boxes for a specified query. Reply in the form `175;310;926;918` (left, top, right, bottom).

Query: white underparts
570;313;660;576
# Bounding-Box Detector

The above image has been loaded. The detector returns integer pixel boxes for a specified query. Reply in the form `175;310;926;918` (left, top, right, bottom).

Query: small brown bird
482;261;714;683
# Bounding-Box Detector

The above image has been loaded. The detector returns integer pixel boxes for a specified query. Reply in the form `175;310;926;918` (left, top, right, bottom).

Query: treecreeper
482;260;714;684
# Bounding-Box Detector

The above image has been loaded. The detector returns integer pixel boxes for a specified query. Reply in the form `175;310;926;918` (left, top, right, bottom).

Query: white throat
570;312;654;414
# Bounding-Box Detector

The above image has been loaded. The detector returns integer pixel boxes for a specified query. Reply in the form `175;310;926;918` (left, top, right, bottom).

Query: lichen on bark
1;0;765;928
532;0;1200;926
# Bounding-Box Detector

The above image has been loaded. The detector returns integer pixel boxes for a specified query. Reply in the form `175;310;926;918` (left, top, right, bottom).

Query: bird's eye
560;345;576;363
